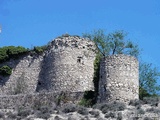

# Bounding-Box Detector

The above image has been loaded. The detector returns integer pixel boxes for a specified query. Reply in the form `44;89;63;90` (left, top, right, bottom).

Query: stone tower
36;35;96;92
98;54;139;103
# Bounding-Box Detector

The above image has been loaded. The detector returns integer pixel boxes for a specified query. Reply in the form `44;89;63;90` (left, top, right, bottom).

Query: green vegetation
55;92;70;106
0;45;48;63
0;65;12;76
139;62;160;99
33;45;47;54
0;45;47;76
0;46;28;62
79;90;95;107
83;29;139;57
83;29;160;100
0;31;159;101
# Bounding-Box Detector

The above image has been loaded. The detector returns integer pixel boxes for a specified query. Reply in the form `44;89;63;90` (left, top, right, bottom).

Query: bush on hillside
79;90;95;107
0;46;28;62
0;65;12;76
33;46;47;54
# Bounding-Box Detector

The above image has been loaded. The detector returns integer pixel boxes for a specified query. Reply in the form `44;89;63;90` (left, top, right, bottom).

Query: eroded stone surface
0;36;96;94
98;54;139;103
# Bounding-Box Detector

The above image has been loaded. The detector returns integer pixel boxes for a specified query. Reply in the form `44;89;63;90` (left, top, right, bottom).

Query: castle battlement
47;36;96;52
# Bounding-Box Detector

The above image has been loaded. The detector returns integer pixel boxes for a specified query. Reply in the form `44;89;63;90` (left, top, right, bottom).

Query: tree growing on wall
83;29;160;99
83;29;139;58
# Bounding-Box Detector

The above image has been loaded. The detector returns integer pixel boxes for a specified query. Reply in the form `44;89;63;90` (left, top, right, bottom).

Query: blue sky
0;0;160;70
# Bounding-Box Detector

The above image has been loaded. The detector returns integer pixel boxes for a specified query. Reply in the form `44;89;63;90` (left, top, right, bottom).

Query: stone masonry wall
0;91;84;109
0;36;140;106
36;36;96;92
0;36;96;95
98;54;139;103
0;54;44;95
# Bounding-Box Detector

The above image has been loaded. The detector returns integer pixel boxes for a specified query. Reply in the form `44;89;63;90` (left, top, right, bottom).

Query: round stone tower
98;54;139;103
36;35;96;92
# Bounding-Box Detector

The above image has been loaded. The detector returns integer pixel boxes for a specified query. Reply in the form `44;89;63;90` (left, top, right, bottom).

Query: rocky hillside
0;98;159;120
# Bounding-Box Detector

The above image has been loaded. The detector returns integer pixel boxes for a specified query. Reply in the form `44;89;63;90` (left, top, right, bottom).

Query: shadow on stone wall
0;53;44;95
0;55;26;86
36;54;50;92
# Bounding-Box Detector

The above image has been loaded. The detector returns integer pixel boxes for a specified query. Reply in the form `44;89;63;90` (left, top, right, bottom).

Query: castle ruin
36;36;96;92
0;35;139;106
98;55;139;103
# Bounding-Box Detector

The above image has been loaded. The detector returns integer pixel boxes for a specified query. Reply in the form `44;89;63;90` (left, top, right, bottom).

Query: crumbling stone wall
98;54;139;103
0;36;140;105
36;36;96;92
0;54;44;95
0;36;96;95
0;91;84;109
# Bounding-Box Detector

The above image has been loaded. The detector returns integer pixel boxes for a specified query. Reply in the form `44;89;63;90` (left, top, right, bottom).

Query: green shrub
0;65;12;76
33;46;47;54
79;90;95;107
0;48;8;62
6;46;28;56
55;92;69;106
79;98;93;107
0;46;28;62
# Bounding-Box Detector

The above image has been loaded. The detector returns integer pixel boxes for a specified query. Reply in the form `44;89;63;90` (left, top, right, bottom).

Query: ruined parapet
36;36;96;92
98;54;139;103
